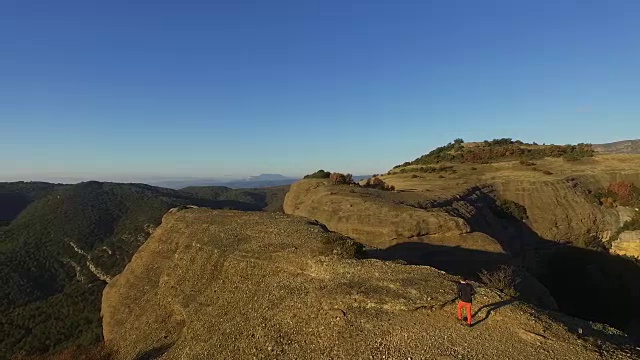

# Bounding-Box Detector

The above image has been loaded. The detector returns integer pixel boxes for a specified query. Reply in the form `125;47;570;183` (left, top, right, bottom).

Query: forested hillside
0;181;286;358
181;185;289;212
0;182;65;225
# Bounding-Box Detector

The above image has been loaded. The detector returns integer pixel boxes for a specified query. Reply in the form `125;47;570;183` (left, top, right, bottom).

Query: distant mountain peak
247;174;293;181
593;139;640;154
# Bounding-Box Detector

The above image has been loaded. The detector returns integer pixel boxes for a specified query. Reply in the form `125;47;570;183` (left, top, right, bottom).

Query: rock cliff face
101;208;636;360
289;169;640;250
283;179;473;249
492;178;620;242
611;231;640;258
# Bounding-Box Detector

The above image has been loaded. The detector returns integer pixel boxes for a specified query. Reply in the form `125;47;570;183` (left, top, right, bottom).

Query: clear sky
1;1;639;181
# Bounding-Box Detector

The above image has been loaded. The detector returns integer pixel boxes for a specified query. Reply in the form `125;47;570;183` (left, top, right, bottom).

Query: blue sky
1;1;639;181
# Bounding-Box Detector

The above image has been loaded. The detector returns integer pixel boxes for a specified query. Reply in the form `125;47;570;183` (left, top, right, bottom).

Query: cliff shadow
463;191;640;343
471;298;516;326
363;240;640;347
133;342;174;360
363;242;510;280
401;188;640;345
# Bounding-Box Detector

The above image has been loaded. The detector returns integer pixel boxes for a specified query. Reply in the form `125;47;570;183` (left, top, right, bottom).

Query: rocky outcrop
493;179;620;242
611;231;640;258
68;240;113;282
383;154;640;246
101;208;637;360
283;180;472;249
283;181;558;308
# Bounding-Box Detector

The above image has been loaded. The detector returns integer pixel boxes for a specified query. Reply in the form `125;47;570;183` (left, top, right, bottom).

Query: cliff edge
101;208;636;359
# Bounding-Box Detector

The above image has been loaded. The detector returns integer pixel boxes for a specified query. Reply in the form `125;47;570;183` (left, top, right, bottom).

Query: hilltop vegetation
396;138;594;167
0;182;65;224
303;169;331;179
0;181;287;359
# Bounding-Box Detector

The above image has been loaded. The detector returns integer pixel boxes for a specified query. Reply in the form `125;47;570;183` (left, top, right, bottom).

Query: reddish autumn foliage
607;181;639;206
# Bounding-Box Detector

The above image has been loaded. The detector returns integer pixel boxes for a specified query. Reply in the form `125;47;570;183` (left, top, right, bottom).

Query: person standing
456;276;476;327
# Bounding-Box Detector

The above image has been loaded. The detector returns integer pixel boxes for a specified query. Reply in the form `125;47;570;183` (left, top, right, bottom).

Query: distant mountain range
150;173;372;189
594;139;640;154
146;174;296;189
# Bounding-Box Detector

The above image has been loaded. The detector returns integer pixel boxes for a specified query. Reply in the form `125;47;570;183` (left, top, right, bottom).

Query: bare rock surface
492;179;619;242
101;208;637;360
611;230;640;258
283;180;473;249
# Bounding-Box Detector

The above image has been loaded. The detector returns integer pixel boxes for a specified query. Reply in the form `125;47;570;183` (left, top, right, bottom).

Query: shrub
362;177;395;191
563;153;581;162
575;235;607;252
519;160;535;166
610;213;640;242
601;197;616;208
488;138;514;147
303;170;331;179
397;165;455;175
479;265;521;297
329;173;353;185
496;199;528;221
565;143;595;160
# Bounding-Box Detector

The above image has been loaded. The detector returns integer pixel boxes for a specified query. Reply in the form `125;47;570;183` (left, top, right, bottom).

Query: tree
329;173;353;185
303;170;331;179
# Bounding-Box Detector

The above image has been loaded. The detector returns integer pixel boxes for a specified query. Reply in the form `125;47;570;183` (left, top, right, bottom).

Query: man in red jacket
456;276;476;327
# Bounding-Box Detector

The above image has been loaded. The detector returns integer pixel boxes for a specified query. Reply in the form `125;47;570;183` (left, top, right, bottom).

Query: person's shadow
470;298;516;327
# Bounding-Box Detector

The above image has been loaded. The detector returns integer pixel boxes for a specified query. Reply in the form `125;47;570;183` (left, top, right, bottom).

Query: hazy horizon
0;171;376;185
0;136;636;184
2;1;639;180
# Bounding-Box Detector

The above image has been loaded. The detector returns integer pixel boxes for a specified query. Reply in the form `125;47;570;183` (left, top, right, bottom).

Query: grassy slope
386;153;640;198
